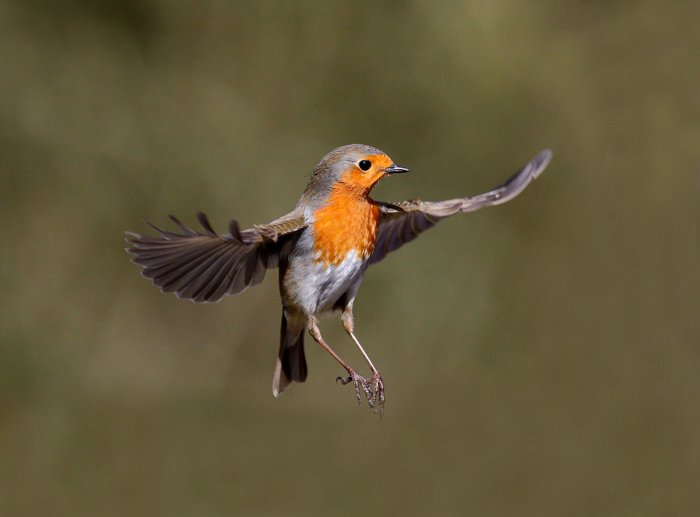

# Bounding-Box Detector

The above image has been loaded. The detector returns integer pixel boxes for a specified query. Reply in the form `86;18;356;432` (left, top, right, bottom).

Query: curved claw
336;369;385;414
338;374;361;401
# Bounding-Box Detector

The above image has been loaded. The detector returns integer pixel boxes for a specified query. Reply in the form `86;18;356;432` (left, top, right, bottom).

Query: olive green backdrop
2;1;698;515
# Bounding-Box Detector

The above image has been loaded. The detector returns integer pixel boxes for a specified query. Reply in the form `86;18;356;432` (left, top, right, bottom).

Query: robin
126;144;551;413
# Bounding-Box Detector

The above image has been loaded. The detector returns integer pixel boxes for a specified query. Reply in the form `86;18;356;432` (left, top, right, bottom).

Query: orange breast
313;185;380;266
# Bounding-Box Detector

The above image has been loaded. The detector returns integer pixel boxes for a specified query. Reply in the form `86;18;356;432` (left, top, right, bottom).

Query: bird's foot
336;369;385;415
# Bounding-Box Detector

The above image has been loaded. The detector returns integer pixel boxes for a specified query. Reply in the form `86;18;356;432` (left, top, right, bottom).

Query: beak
384;163;410;174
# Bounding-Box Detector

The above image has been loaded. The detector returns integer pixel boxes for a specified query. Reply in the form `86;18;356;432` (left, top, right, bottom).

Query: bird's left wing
125;210;306;302
369;149;552;266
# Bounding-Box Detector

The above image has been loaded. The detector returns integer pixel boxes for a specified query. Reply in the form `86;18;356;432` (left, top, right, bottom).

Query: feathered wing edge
125;211;305;303
369;149;552;265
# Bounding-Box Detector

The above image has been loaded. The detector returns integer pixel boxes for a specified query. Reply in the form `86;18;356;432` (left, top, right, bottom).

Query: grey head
298;144;400;209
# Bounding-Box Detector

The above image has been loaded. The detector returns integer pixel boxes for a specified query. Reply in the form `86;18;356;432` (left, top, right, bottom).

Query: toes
336;371;385;413
361;384;375;409
351;378;363;404
371;375;385;415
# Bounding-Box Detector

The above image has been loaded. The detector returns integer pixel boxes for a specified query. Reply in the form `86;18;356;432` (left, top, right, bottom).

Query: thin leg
342;305;378;374
307;317;381;412
308;316;353;372
341;306;385;414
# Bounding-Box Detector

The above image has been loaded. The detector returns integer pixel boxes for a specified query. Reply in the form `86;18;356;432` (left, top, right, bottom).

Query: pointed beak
384;163;410;174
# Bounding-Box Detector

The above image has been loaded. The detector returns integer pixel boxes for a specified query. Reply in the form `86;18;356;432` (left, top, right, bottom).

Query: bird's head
302;144;409;205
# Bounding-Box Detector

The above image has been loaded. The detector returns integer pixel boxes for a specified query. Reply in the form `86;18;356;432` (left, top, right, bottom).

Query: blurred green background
2;1;699;515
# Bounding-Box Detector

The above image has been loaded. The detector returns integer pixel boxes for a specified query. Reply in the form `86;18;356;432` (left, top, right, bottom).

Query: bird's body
283;162;382;314
282;243;368;315
126;144;552;413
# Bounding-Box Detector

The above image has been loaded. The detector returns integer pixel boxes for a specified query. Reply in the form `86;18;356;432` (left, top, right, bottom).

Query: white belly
285;250;366;315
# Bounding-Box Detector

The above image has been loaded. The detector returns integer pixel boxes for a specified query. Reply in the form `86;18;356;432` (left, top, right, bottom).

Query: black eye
358;160;372;171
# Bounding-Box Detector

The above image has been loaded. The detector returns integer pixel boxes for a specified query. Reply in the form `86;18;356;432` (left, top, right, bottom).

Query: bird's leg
342;306;384;414
307;317;376;410
342;306;378;374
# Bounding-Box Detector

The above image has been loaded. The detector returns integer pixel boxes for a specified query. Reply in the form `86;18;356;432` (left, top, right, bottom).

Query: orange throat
312;184;380;266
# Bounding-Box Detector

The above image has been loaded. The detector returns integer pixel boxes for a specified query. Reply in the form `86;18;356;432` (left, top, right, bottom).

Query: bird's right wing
125;210;306;303
369;149;552;266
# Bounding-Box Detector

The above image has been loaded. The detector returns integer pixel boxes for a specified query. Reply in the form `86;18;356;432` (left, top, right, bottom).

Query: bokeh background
2;1;699;515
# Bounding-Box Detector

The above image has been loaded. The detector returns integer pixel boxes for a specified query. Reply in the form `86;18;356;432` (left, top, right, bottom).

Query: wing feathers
126;210;305;302
458;148;552;212
369;150;551;266
196;212;217;235
160;242;235;296
228;219;243;241
199;247;246;302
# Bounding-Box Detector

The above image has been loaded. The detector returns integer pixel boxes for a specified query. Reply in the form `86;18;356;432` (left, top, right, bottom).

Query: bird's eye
358;160;372;171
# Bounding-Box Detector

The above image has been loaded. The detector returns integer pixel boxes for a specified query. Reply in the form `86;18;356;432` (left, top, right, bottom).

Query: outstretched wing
125;210;306;303
369;149;552;266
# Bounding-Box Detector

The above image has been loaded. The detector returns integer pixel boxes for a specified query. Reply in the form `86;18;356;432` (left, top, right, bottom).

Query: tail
272;311;308;396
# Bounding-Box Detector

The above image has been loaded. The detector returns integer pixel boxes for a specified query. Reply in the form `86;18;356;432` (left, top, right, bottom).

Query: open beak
384;163;410;174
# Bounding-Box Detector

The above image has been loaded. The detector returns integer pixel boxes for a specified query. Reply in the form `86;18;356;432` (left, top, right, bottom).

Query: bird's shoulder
252;208;307;243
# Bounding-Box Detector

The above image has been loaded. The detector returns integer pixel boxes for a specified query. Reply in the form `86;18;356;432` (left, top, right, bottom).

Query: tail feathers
272;313;307;396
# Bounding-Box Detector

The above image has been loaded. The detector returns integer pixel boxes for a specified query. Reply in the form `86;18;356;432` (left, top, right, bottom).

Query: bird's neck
312;182;380;266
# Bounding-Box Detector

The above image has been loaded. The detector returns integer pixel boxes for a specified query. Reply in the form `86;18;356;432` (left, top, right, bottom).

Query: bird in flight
126;145;552;414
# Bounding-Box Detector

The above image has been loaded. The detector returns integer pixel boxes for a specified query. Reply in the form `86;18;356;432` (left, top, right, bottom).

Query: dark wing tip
228;219;242;241
195;212;214;235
